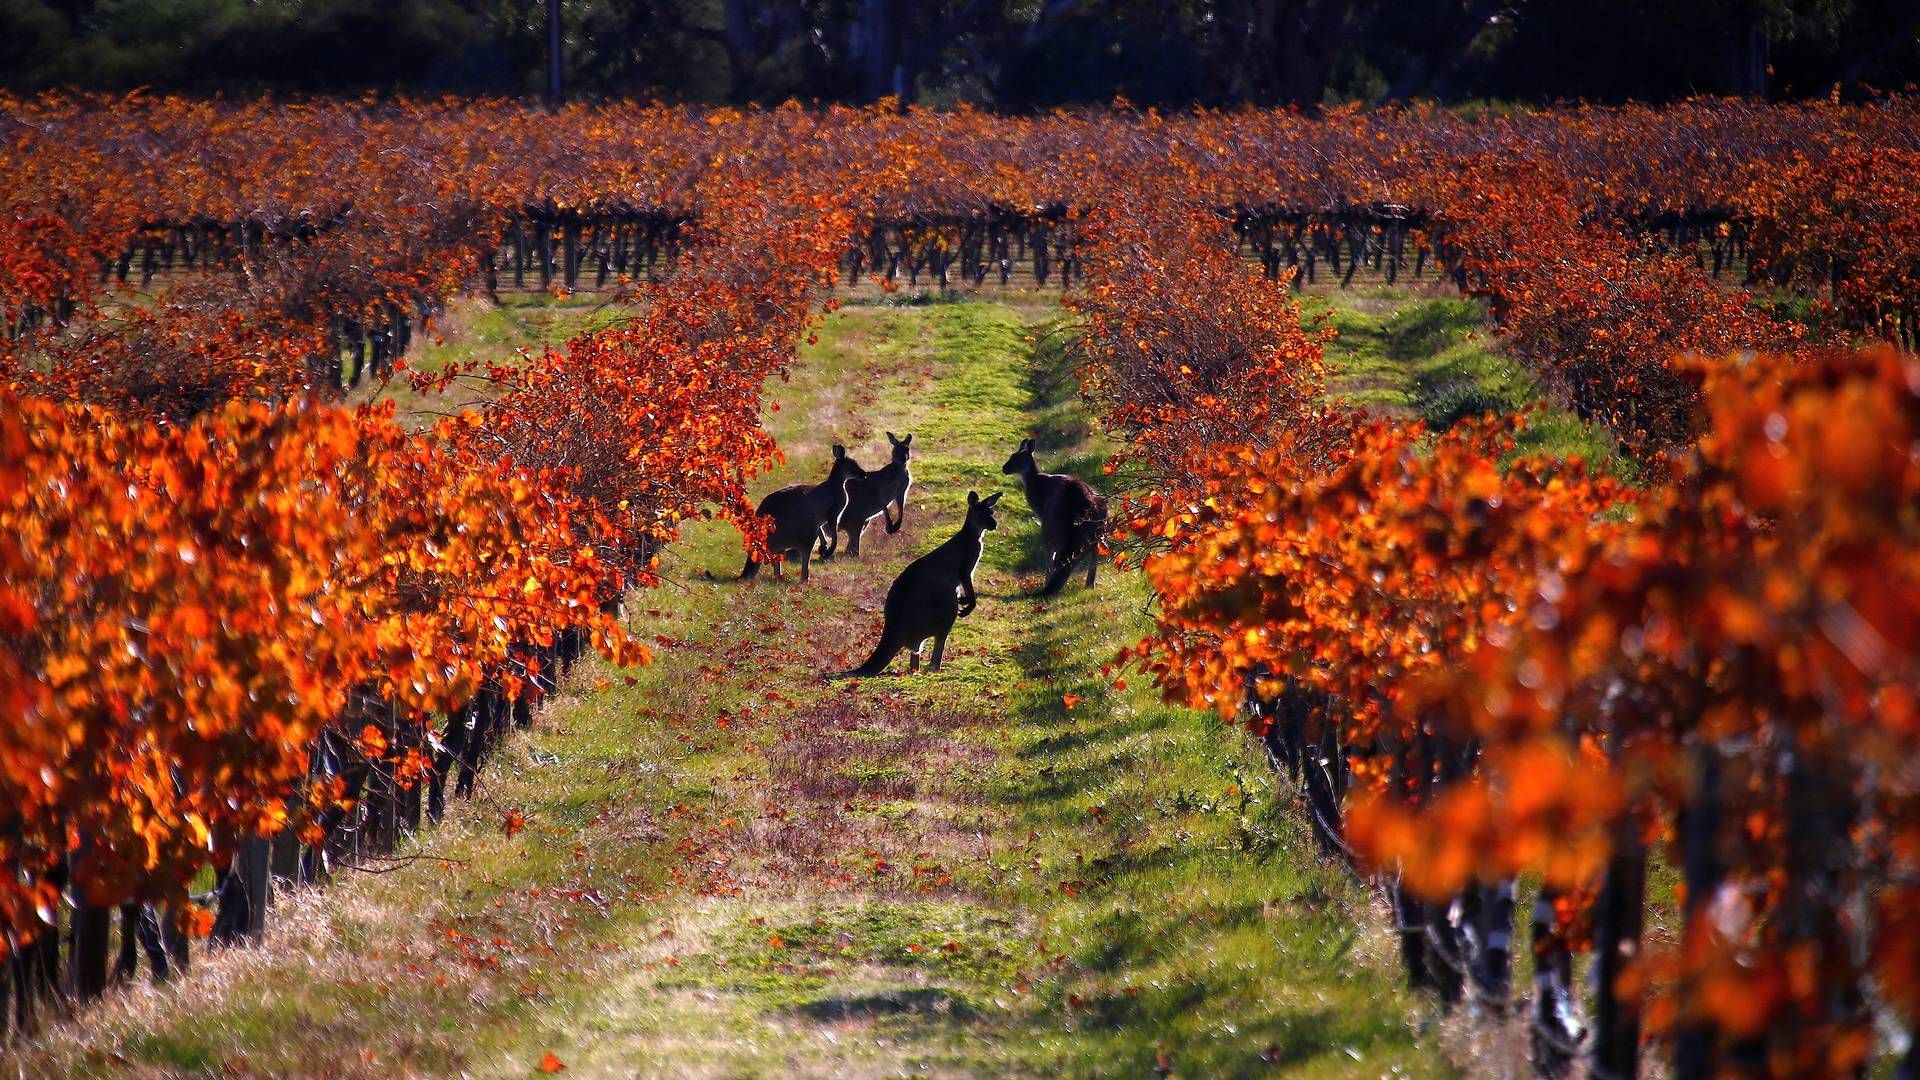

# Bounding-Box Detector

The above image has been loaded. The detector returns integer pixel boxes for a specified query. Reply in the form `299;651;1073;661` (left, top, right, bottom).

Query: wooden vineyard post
1592;702;1650;1080
1591;820;1647;1079
400;701;424;834
1673;746;1722;1080
1530;888;1582;1078
367;702;398;855
1467;879;1516;1014
270;823;303;886
225;836;273;942
162;904;191;978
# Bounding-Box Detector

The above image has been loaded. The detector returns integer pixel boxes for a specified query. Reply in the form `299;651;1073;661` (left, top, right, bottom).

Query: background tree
3;0;1915;103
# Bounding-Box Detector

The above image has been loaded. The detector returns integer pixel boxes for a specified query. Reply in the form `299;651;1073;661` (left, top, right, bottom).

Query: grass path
1311;290;1618;467
513;298;1448;1078
14;297;1448;1079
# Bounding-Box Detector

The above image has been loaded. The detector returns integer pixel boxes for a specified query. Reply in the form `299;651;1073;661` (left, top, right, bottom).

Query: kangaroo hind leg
928;630;949;672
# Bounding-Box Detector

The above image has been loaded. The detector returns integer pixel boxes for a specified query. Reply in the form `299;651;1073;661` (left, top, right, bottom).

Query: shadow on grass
795;988;982;1022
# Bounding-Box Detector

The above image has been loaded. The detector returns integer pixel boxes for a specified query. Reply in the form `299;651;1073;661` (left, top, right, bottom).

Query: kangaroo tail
1038;559;1073;597
1038;527;1099;597
740;556;760;581
830;632;900;679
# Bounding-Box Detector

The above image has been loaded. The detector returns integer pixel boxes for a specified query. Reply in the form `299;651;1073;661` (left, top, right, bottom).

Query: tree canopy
3;0;1916;105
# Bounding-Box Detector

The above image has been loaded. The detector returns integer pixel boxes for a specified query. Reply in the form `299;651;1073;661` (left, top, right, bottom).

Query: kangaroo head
829;444;867;480
886;431;913;464
1002;438;1035;476
966;490;1002;532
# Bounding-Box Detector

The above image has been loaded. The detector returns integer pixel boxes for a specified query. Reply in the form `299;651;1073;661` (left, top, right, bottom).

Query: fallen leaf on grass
537;1052;566;1073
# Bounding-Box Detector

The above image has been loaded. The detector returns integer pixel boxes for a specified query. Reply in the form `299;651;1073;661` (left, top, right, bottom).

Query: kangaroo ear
982;492;1003;508
832;444;846;459
902;433;912;446
967;490;979;507
1020;438;1034;452
886;431;899;445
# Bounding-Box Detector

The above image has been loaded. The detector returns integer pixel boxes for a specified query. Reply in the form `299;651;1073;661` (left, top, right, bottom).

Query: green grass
356;292;634;427
10;296;1450;1078
414;292;629;374
509;301;1446;1077
1312;292;1620;468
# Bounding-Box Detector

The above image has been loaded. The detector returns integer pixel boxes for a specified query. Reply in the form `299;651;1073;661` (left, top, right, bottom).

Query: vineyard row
4;98;1919;1078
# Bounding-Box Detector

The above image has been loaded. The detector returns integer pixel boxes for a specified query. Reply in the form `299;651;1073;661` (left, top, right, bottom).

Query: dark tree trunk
1385;0;1505;101
1725;15;1769;97
854;0;901;101
546;0;564;109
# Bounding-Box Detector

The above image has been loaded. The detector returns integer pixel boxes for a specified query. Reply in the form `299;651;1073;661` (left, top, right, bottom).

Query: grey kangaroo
741;444;867;583
1001;437;1106;596
833;491;1001;677
826;431;914;558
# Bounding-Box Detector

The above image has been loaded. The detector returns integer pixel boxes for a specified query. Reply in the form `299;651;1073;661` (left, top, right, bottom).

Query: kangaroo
833;491;1001;677
826;431;914;558
1001;437;1107;596
741;444;867;583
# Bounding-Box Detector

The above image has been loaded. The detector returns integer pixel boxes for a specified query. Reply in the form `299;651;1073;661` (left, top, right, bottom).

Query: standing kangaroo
1002;437;1107;596
833;491;1001;677
826;431;914;558
741;444;867;583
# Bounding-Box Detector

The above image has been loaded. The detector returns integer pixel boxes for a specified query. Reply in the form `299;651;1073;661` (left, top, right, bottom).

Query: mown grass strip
1313;291;1620;468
